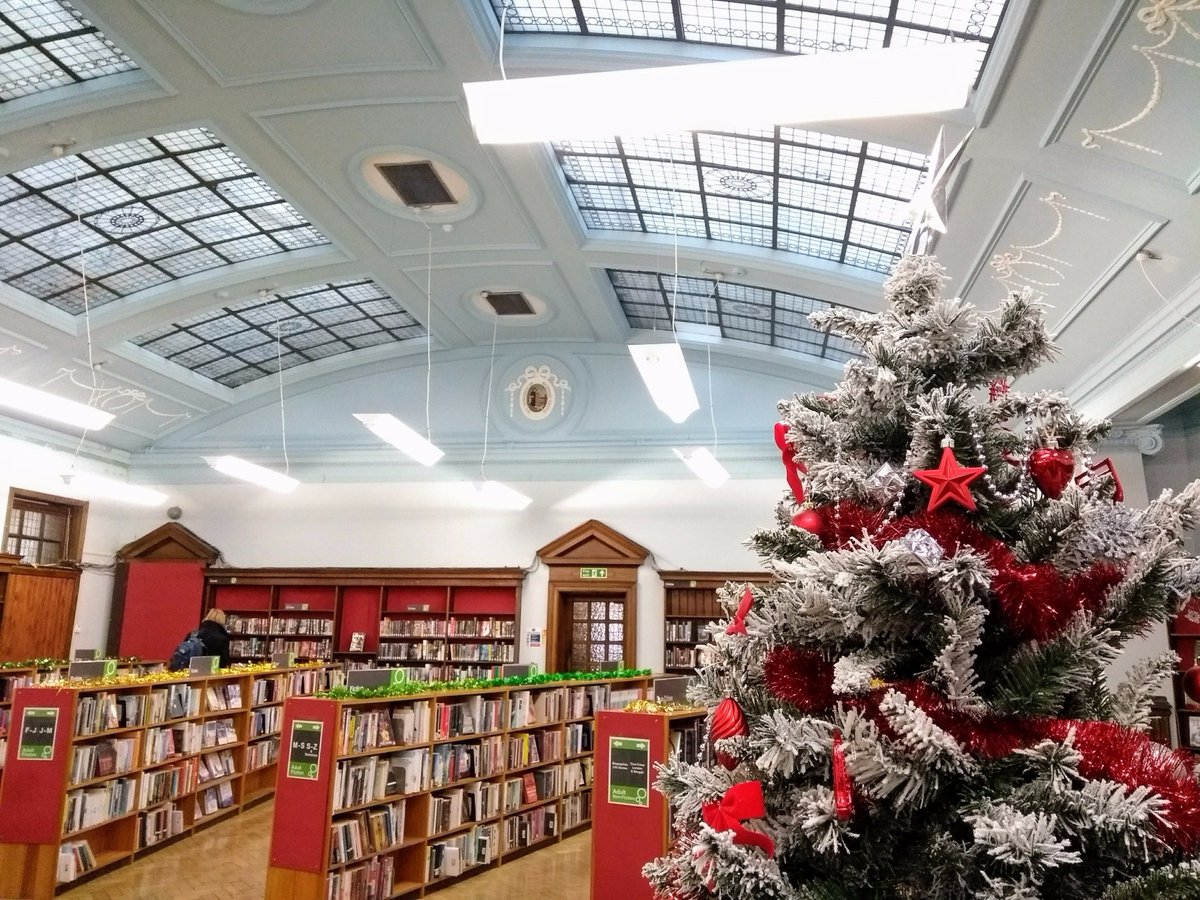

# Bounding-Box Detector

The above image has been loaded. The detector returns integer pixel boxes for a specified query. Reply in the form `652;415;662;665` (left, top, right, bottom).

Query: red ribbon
725;585;753;635
774;421;807;505
702;781;775;857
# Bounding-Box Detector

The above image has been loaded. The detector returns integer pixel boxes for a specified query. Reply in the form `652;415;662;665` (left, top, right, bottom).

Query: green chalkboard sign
287;719;323;780
608;736;650;807
18;707;59;761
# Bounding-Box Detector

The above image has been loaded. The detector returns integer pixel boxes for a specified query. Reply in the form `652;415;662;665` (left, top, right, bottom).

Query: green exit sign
580;567;608;579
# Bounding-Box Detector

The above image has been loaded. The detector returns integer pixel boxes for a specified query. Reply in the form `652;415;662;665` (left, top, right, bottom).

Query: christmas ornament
792;508;824;534
711;697;750;769
897;528;943;566
912;445;987;512
1028;444;1075;499
1075;456;1124;502
774;421;807;505
1184;666;1200;705
764;645;835;712
866;462;906;500
832;729;853;821
988;377;1010;402
701;781;775;857
725;585;754;636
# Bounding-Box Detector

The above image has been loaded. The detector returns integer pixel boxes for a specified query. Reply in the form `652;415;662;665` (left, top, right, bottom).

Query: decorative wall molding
989;192;1110;299
507;363;571;422
1104;423;1165;454
43;368;191;429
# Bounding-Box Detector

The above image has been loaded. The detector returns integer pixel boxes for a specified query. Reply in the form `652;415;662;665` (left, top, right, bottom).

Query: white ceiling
1;0;1199;492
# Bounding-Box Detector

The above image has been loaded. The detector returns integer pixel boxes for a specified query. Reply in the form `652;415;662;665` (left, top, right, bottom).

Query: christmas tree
644;254;1200;899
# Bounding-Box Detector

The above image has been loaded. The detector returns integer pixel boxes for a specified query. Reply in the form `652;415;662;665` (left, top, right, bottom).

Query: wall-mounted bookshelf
209;569;522;675
264;675;650;899
659;571;769;673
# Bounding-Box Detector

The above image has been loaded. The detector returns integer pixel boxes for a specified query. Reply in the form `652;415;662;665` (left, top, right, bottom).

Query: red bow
725;585;753;635
701;781;775;857
774;421;807;505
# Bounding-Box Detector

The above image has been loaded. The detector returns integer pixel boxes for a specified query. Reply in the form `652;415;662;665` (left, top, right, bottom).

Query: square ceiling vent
375;161;456;206
484;291;535;316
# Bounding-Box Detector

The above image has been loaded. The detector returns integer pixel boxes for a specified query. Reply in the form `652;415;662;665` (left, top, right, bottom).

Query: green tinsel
316;667;652;701
0;656;142;670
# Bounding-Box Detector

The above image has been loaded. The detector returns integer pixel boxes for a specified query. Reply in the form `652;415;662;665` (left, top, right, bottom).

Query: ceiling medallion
704;169;771;198
506;364;570;422
103;205;161;235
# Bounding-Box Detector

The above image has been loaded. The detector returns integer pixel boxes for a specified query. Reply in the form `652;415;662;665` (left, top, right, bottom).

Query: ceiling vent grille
484;291;536;316
375;161;456;207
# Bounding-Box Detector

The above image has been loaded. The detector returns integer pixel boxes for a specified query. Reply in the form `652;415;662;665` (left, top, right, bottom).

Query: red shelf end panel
269;696;338;873
0;686;73;844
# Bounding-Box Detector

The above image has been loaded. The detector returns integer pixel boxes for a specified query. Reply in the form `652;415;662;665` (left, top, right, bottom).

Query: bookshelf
1169;599;1200;750
659;571;768;673
0;664;338;898
591;707;707;900
264;675;651;899
208;569;522;674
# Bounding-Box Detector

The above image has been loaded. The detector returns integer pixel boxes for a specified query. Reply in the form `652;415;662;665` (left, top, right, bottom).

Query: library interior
3;1;1200;898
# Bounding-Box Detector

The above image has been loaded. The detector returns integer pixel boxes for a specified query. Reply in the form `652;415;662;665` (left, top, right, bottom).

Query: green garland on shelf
0;656;143;670
317;667;653;701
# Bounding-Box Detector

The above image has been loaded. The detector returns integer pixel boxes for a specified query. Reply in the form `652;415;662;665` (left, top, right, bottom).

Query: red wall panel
117;560;205;660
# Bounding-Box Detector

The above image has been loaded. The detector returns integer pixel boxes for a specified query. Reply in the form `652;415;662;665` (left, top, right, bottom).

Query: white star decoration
904;126;974;255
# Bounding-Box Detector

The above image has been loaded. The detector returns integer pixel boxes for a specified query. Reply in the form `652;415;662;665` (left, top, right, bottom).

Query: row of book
195;781;236;817
562;789;592;830
665;619;698;642
339;701;430;755
427;822;500;880
434;695;503;739
325;854;395;900
447;643;514;662
225;615;272;635
230;639;268;658
197;749;237;783
334;749;430;810
503;804;557;852
508;689;567;729
431;736;504;788
200;717;238;749
271;638;332;658
251;676;281;705
64;777;136;835
566;721;593;755
251;704;282;739
272;617;334;636
509;767;559;808
204;682;243;711
56;838;97;884
665;645;702;668
376;640;444;662
329;799;407;865
447;617;515;638
506;729;560;770
139;759;198;807
144;722;203;764
562;758;593;794
670;717;707;765
379;618;446;637
248;735;280;771
74;692;144;736
138;802;185;850
70;737;136;784
429;781;502;836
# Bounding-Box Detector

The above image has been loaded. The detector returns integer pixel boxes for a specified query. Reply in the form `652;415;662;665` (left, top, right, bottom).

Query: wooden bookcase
591;707;707;900
0;664;338;899
264;675;651;899
659;571;768;673
0;554;81;661
209;569;522;677
1169;600;1200;750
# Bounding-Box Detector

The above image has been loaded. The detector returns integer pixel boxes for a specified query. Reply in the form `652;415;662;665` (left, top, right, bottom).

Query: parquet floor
62;801;593;899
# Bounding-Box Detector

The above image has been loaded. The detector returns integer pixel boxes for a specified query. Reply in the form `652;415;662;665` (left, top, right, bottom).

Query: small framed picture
1188;715;1200;749
349;632;365;652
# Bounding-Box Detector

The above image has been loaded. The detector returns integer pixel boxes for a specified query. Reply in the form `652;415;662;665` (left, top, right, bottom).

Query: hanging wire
424;221;435;444
496;2;515;80
480;312;500;480
273;309;291;477
1138;253;1200;331
70;163;101;461
703;275;722;449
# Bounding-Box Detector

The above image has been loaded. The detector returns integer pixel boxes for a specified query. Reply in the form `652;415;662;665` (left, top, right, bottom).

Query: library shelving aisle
0;663;338;899
590;706;707;900
264;673;651;899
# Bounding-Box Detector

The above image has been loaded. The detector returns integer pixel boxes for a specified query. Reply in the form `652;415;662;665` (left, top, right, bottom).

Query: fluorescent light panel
0;376;114;431
473;480;533;510
673;447;730;488
465;42;976;143
66;472;168;507
629;341;699;424
205;455;299;493
354;413;444;466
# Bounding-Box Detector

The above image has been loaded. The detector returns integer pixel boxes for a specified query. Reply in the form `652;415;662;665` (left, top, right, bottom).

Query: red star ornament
913;446;987;512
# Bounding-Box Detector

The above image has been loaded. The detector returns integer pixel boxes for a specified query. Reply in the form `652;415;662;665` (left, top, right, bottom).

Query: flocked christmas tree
644;254;1200;899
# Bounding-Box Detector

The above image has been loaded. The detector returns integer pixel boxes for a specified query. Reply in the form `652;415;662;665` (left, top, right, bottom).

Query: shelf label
580;567;608;579
287;719;323;780
608;736;650;807
18;707;59;761
189;655;219;675
67;658;118;678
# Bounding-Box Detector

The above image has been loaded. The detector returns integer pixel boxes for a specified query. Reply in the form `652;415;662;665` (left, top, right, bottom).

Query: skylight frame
1;0;138;103
609;267;861;364
131;278;427;388
0;128;332;314
558;128;927;274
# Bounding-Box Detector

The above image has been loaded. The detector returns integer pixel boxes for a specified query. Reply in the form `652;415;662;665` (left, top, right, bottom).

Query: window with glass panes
5;492;84;564
568;597;626;670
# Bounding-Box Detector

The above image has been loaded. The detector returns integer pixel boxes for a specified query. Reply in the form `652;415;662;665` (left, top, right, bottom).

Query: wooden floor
63;801;593;899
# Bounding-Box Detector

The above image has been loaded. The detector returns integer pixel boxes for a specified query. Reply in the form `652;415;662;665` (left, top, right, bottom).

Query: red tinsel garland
811;503;1125;642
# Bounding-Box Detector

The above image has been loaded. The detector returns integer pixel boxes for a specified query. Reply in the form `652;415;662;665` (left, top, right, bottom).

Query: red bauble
1029;446;1075;499
792;508;824;534
711;697;749;769
764;646;835;712
1184;667;1200;705
912;446;986;512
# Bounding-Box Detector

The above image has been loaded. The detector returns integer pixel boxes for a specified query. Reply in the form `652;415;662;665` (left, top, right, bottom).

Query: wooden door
0;567;79;659
554;590;633;672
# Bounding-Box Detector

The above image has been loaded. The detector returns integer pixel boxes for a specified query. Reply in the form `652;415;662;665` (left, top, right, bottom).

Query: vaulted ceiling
1;0;1198;492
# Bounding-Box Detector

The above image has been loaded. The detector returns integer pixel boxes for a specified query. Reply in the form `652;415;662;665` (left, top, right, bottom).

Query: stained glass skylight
610;268;860;363
558;129;926;273
132;278;426;389
0;128;330;314
1;0;138;102
492;0;1007;79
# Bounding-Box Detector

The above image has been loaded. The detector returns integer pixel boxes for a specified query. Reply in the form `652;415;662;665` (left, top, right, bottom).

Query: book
521;772;538;805
349;632;366;652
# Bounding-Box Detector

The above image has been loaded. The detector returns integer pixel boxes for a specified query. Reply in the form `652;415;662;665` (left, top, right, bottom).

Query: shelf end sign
287;719;323;780
18;707;59;761
608;735;650;807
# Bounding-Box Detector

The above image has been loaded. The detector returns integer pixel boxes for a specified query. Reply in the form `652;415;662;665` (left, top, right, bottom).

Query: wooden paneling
0;567;79;659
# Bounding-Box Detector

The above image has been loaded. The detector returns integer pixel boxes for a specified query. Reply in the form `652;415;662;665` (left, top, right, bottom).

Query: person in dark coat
196;608;232;668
